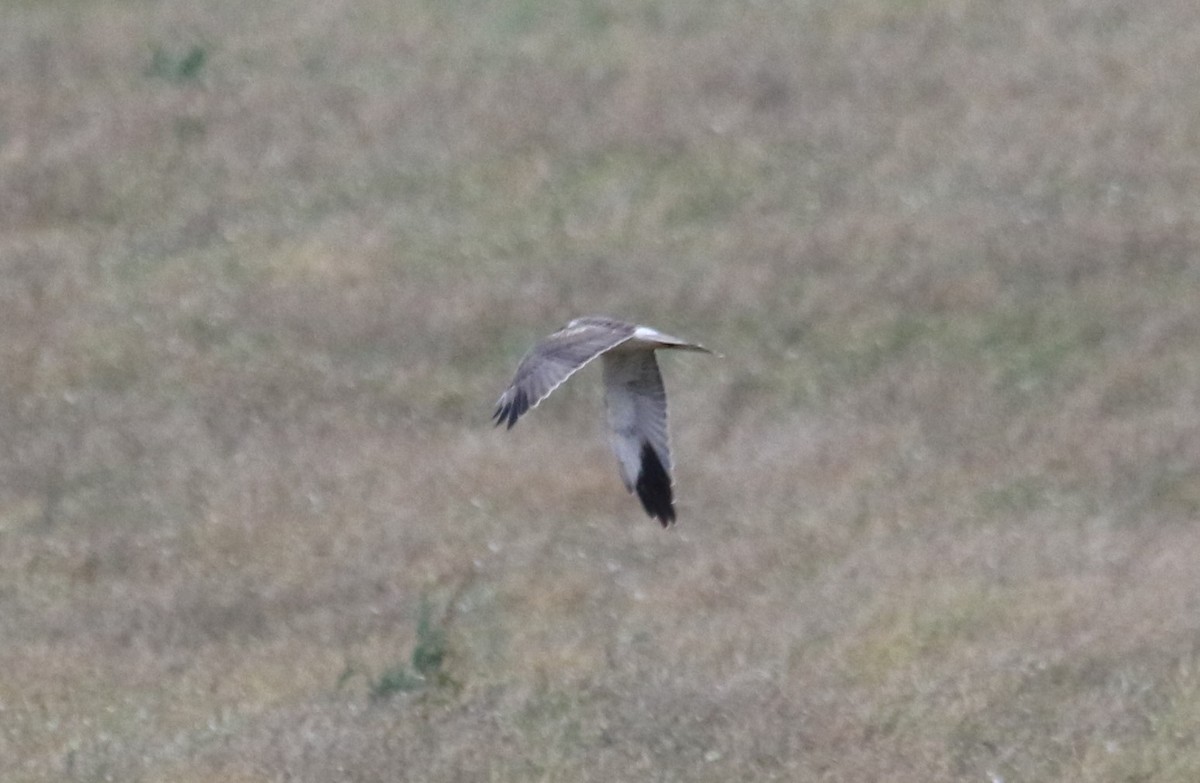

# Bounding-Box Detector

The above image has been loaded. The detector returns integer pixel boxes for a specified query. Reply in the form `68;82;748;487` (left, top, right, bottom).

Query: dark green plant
409;598;447;680
147;45;208;83
368;665;428;699
340;594;459;701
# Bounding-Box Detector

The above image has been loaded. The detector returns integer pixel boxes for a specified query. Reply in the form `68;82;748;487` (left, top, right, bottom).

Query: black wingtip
508;389;525;429
493;389;529;430
634;442;676;527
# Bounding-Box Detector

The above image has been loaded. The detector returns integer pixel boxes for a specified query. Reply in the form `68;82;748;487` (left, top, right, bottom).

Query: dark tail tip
634;442;675;526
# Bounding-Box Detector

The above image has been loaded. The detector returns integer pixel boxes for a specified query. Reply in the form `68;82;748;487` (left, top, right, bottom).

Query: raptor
493;316;711;526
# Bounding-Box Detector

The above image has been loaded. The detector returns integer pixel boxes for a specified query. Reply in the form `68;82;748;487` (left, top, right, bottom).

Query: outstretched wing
601;351;675;526
493;320;636;429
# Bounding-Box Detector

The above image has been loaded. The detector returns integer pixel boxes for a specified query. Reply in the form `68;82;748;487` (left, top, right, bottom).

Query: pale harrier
493;316;711;526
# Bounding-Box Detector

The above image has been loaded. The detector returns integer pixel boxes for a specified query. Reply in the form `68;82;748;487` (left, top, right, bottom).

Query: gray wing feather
602;351;676;525
493;321;636;429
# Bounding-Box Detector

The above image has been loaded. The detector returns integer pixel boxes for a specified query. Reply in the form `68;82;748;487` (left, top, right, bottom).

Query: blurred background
4;1;1200;780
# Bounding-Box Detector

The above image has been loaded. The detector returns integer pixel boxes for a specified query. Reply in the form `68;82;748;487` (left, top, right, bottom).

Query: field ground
4;0;1200;780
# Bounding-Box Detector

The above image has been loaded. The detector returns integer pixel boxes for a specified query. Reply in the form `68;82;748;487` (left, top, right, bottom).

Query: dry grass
4;0;1200;780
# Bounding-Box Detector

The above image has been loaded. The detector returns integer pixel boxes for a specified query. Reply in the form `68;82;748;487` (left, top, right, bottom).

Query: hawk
493;316;711;526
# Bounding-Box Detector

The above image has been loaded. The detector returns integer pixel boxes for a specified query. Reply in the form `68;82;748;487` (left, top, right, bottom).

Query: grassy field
4;0;1200;780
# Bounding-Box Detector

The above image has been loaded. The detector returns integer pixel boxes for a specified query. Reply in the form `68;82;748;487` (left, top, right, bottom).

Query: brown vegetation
3;0;1200;780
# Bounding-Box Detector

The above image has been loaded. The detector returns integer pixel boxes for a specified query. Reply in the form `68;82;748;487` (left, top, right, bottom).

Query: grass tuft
146;45;209;83
340;595;460;702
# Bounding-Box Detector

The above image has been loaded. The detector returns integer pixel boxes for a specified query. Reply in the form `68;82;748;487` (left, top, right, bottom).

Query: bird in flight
493;316;711;526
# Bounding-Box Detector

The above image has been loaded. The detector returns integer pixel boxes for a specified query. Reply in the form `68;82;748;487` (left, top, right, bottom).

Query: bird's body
493;316;710;526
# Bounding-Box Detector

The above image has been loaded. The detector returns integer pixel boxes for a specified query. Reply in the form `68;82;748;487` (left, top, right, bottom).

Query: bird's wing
601;350;675;526
493;320;636;429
